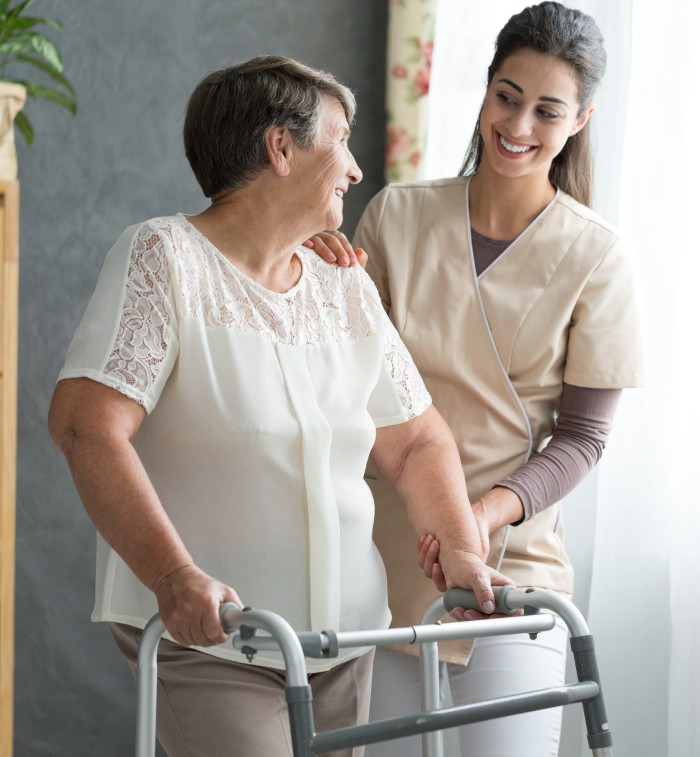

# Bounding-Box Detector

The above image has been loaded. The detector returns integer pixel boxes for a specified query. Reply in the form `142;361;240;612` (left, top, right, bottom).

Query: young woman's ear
265;126;293;176
571;104;596;136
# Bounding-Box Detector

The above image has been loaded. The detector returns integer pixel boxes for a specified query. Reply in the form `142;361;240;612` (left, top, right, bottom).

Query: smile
498;134;537;154
334;189;345;197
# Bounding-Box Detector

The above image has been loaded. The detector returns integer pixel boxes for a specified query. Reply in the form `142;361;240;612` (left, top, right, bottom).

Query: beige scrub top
355;176;646;662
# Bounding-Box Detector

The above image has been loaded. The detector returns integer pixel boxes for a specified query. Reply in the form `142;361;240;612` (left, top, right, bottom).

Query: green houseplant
0;0;76;147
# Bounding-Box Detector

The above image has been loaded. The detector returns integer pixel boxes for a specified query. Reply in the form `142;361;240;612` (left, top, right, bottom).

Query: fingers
417;534;439;576
156;566;242;647
355;247;368;269
432;561;448;592
449;607;513;622
446;564;517;621
417;534;447;591
470;571;497;616
417;534;435;573
302;231;365;268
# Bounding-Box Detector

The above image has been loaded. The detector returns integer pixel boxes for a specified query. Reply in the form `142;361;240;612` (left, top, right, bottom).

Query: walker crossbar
135;588;614;757
309;681;600;753
231;613;555;657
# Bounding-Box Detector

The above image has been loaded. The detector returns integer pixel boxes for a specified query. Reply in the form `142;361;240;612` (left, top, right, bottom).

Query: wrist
473;487;525;532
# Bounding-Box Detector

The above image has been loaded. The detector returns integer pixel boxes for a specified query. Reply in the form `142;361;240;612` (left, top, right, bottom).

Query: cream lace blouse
58;215;432;670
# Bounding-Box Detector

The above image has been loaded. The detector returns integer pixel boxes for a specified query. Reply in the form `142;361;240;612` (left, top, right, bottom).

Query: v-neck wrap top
58;215;432;671
355;176;646;660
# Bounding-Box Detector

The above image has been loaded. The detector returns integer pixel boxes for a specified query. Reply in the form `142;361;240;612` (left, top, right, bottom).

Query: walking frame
135;586;613;756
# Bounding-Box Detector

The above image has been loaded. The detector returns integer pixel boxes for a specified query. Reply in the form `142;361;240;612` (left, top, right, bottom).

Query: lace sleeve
100;224;178;409
379;308;432;420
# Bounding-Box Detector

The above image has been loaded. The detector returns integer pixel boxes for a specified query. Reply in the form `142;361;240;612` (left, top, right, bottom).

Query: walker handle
443;586;517;615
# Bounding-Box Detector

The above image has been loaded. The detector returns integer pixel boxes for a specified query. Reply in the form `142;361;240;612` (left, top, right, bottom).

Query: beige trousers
111;623;374;757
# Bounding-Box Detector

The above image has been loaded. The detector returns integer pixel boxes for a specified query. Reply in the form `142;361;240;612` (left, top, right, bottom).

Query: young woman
306;3;645;755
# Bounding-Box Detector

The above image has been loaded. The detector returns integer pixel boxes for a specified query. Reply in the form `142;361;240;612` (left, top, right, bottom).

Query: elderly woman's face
292;98;363;233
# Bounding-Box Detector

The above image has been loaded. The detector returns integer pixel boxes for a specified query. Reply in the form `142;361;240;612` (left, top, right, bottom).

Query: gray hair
184;55;357;198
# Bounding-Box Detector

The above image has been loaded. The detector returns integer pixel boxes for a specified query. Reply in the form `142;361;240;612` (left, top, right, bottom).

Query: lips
497;132;537;157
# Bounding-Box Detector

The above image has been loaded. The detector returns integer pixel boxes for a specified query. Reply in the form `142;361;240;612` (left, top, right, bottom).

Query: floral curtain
385;0;437;182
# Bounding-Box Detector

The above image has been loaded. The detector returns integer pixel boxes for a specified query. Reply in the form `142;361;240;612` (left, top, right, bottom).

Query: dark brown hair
459;1;606;206
183;55;356;198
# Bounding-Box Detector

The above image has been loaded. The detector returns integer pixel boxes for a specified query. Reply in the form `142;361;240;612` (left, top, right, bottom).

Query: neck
468;168;556;240
188;182;308;292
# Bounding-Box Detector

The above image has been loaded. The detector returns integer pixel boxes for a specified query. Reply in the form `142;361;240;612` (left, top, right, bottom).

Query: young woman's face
479;49;594;184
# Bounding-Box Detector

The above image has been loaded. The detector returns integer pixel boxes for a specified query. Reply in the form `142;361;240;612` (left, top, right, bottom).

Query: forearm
498;385;621;521
394;441;481;561
373;407;483;570
60;429;193;593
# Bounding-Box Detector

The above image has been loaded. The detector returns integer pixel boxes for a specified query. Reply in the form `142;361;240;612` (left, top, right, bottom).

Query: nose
347;151;363;185
506;108;534;138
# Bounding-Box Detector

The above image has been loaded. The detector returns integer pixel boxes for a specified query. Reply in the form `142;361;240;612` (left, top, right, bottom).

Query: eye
496;92;516;106
537;109;560;120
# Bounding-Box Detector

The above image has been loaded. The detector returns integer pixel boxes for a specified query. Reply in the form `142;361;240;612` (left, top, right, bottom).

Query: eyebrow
497;78;569;107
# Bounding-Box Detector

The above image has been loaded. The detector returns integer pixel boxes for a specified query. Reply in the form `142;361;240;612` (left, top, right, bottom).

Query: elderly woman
48;56;509;757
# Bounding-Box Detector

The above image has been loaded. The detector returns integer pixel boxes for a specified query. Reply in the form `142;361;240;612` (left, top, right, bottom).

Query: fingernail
340;255;349;266
463;611;477;621
450;610;465;621
483;600;495;614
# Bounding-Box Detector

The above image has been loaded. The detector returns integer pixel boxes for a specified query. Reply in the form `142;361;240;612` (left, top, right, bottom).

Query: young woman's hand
418;533;448;592
302;230;367;268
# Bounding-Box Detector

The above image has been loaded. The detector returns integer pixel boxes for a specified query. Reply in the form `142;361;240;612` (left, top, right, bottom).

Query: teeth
335;189;343;197
499;135;532;153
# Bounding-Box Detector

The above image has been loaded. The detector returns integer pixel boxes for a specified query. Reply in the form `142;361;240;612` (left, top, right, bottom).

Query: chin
325;214;343;231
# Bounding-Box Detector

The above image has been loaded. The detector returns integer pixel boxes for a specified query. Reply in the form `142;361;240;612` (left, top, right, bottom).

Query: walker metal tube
444;586;590;637
309;681;600;753
420;597;449;757
230;614;555;654
444;588;613;755
135;615;166;757
135;605;312;757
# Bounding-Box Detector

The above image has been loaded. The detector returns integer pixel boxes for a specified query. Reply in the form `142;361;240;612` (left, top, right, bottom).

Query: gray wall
13;2;387;754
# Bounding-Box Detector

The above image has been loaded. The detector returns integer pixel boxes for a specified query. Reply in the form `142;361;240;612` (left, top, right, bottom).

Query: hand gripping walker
136;586;613;757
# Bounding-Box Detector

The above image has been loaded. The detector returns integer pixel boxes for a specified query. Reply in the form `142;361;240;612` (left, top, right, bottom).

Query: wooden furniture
0;180;19;757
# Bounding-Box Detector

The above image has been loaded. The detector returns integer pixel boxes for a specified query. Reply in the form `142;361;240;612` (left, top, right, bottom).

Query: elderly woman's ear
265;125;294;177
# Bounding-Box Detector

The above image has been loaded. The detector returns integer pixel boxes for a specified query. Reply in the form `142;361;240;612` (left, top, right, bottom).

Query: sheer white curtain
424;1;700;755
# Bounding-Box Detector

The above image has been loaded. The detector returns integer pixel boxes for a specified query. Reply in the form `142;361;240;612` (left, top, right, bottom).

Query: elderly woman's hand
438;549;513;617
154;564;243;647
418;535;520;621
302;230;367;268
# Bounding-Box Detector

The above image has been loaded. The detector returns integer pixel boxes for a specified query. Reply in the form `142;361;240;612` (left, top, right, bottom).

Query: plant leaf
16;79;76;114
29;31;62;71
0;16;63;33
0;36;34;57
7;0;38;20
16;53;74;93
13;109;34;146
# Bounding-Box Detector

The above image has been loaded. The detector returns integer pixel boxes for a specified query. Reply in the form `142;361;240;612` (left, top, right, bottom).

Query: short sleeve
368;304;432;427
353;187;392;313
58;222;180;412
564;235;646;388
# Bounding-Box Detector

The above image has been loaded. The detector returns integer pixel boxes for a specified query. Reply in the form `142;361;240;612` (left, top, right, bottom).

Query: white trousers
366;616;568;757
